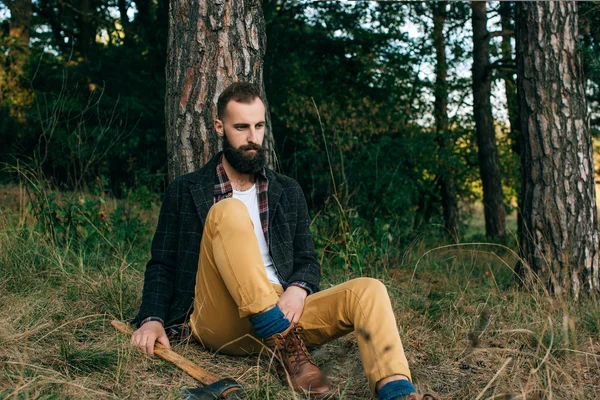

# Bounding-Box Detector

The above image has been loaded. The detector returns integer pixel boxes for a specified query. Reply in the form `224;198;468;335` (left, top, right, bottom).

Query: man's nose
247;127;258;143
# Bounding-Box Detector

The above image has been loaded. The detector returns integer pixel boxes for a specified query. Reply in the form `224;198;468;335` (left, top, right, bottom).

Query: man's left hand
277;286;308;325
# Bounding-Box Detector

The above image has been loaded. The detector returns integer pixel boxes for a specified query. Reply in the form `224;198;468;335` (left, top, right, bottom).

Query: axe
111;320;245;399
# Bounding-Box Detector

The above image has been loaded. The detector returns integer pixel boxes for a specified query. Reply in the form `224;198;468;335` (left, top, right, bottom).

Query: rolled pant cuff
237;290;280;319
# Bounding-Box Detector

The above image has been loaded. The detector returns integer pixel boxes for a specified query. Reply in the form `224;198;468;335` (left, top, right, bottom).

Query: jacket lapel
189;157;219;226
268;171;282;227
190;179;213;226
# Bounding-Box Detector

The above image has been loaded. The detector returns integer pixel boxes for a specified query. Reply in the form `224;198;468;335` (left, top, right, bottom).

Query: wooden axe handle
111;320;220;385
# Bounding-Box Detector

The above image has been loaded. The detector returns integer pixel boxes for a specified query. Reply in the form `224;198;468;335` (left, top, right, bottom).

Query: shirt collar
214;153;267;196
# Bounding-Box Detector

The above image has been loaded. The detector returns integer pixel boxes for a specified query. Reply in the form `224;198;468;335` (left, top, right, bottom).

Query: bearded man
131;82;425;400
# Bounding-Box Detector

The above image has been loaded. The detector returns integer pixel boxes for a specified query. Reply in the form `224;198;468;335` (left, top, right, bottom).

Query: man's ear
214;119;224;137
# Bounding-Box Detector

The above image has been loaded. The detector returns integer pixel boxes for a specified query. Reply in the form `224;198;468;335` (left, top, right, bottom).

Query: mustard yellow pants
189;198;411;392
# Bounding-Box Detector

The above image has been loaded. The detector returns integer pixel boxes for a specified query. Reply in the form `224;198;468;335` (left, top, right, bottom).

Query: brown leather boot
265;325;332;398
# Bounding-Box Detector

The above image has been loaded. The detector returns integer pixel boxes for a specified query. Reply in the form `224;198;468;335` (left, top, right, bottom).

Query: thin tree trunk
433;1;459;240
2;0;32;114
516;0;599;297
165;0;275;182
132;0;151;42
79;0;93;61
118;0;131;44
499;1;519;155
471;1;506;239
499;1;524;249
7;0;32;46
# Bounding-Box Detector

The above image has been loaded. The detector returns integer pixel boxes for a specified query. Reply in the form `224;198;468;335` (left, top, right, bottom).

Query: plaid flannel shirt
139;155;313;333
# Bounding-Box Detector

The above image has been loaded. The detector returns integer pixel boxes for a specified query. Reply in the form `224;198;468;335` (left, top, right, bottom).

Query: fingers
131;330;159;355
156;334;171;350
130;322;167;356
292;312;301;325
146;335;156;355
279;302;303;325
130;332;144;353
288;309;301;325
283;310;302;325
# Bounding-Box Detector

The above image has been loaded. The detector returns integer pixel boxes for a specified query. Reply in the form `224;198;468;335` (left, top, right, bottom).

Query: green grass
1;184;599;399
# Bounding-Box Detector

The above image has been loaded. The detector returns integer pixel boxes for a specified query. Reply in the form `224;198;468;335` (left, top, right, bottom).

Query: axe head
182;378;245;400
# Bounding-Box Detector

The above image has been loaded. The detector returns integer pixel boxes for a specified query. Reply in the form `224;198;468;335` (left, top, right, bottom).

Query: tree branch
488;29;514;39
488;57;516;71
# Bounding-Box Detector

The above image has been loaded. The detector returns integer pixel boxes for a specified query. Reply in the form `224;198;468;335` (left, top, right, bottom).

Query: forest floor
1;184;599;400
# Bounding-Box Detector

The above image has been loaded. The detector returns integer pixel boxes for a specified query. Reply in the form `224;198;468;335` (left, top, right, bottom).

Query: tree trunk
118;0;131;44
132;0;151;42
165;0;275;182
516;1;599;297
1;0;32;114
79;0;94;61
471;1;506;239
433;1;460;240
499;1;524;249
7;0;32;46
499;1;519;155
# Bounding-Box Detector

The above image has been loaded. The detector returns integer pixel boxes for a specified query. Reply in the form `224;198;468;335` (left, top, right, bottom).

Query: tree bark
516;1;599;297
471;1;506;239
499;2;519;155
433;1;460;240
165;0;275;182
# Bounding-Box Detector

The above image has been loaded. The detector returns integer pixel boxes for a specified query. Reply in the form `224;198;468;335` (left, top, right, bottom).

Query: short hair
217;82;264;120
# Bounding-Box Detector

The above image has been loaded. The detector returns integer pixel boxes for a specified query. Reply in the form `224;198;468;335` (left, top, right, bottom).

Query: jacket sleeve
287;183;321;293
134;179;181;324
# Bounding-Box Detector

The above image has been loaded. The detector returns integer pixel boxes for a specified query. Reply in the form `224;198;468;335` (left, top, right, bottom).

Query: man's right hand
131;321;171;356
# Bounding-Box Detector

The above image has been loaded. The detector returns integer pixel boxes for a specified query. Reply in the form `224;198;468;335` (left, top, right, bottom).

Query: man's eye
236;126;245;131
256;124;265;129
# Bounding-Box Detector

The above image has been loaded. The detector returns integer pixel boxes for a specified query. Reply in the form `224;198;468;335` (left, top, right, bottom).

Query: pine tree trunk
499;1;524;248
433;1;460;240
499;1;519;155
165;0;274;182
516;1;600;297
471;1;506;239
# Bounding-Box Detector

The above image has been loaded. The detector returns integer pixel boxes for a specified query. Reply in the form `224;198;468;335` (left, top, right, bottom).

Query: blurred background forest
2;1;598;240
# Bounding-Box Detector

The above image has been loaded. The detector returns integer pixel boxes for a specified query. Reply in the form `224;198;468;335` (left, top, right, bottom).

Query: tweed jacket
133;154;321;327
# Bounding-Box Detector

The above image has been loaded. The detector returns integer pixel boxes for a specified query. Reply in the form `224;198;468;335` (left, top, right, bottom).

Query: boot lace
281;326;314;372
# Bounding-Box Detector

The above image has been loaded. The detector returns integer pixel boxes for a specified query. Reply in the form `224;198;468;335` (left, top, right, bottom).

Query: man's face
215;99;267;174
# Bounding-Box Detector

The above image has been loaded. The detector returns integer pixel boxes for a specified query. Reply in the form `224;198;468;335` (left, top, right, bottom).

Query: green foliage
579;2;600;136
0;0;599;239
264;2;462;233
24;181;150;253
581;305;600;336
58;341;118;375
0;0;168;193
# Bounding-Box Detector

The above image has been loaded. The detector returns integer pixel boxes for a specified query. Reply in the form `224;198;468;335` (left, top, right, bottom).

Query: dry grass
1;184;599;399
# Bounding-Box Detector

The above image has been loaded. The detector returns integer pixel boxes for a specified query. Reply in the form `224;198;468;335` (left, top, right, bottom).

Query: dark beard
222;129;266;174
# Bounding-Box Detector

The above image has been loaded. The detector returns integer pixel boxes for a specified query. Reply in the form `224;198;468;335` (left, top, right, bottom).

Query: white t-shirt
232;184;281;285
